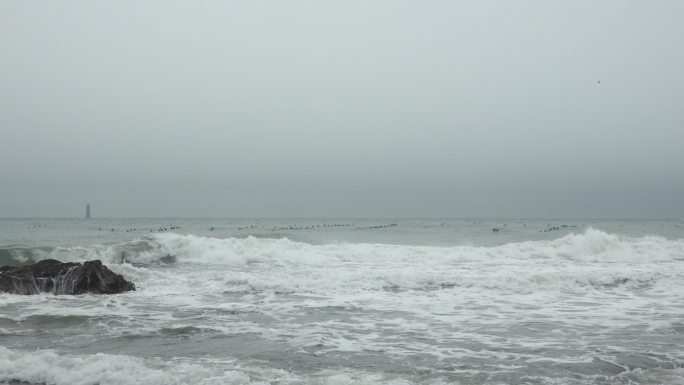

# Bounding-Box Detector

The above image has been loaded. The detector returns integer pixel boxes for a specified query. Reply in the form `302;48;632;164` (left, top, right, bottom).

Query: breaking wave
2;228;682;266
0;346;430;385
130;228;684;265
2;229;683;295
1;346;683;385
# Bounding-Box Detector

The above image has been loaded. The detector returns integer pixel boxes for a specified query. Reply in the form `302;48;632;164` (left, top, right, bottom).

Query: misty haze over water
1;1;683;219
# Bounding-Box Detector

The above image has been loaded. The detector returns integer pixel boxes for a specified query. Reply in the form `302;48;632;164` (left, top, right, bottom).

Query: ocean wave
1;346;683;385
0;346;438;385
3;228;682;267
0;346;256;385
2;229;682;295
140;228;684;265
211;264;666;295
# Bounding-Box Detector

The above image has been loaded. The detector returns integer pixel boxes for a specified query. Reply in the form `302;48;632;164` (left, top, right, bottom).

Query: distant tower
86;203;91;219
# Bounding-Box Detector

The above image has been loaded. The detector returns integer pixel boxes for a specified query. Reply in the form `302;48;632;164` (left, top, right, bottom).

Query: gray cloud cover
1;1;683;218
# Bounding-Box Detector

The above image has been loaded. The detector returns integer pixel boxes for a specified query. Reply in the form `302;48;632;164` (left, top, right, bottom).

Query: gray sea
1;218;684;385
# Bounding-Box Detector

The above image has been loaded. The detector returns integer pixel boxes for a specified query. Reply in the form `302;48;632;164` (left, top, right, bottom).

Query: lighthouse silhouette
86;203;91;219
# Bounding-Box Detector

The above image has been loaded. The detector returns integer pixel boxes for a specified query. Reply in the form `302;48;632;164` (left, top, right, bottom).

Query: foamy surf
4;228;682;295
4;227;683;265
2;220;684;384
1;346;683;385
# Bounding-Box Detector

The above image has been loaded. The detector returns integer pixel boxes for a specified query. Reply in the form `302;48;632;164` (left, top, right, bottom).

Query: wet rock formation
0;259;135;295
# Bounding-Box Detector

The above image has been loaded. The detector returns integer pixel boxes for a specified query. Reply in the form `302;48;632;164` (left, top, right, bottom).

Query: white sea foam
3;228;684;384
136;228;684;265
1;346;682;385
9;228;684;296
0;347;442;385
18;228;683;266
0;346;264;385
138;228;681;296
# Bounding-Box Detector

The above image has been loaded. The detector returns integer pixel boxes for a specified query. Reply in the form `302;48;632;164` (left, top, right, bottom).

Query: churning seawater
1;218;684;385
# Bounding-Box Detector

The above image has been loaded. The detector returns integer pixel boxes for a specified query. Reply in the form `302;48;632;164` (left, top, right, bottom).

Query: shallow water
1;218;684;384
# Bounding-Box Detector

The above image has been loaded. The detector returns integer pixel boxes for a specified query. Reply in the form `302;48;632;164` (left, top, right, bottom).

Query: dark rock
0;259;135;295
159;254;176;264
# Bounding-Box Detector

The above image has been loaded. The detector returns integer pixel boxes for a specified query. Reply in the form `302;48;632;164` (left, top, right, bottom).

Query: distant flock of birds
491;224;581;233
270;223;356;231
269;223;397;231
32;221;683;235
97;225;182;233
25;223;580;233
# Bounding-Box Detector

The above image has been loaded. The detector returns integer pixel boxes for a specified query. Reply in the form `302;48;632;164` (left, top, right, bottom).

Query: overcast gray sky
1;1;682;218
